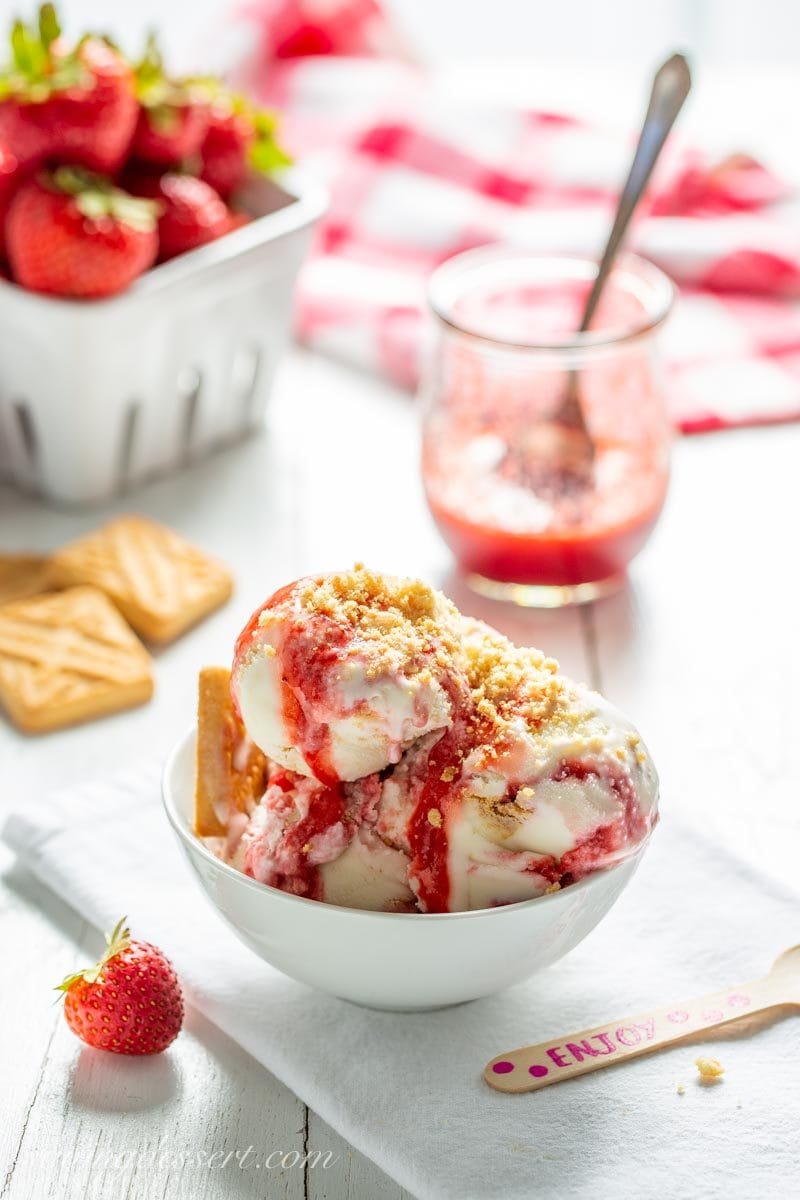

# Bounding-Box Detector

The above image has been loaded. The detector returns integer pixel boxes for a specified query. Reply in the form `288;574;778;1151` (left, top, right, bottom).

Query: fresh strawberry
133;102;209;166
197;104;251;198
198;96;290;199
56;918;183;1056
7;167;159;297
124;169;231;260
0;5;137;174
0;140;19;259
131;35;209;165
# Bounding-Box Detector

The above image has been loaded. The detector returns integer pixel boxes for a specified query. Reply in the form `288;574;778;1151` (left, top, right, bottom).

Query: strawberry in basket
123;168;234;260
131;35;211;166
199;96;291;199
0;4;137;174
0;141;18;259
6;166;159;297
0;6;290;298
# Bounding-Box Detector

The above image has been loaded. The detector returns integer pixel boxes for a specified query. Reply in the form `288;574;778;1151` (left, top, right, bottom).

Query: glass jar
420;249;675;606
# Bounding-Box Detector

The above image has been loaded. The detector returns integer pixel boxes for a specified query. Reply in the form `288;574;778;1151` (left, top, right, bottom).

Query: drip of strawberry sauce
232;583;347;787
254;768;346;900
407;677;472;912
554;759;647;878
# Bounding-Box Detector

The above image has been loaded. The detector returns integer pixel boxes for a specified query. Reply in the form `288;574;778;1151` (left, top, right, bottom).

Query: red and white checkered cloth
245;47;800;432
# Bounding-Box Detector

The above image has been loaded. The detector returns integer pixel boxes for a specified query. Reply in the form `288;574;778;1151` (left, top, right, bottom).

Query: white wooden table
2;343;799;1200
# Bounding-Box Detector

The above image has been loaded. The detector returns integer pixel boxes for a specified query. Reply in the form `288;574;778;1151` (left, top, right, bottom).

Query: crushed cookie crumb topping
695;1056;725;1082
269;565;464;681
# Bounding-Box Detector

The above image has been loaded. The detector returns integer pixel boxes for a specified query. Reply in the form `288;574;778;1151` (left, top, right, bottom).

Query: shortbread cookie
0;554;53;606
49;515;233;644
0;586;154;733
195;666;269;837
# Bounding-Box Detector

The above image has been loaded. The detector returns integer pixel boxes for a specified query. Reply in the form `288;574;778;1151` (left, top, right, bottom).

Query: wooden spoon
485;944;800;1093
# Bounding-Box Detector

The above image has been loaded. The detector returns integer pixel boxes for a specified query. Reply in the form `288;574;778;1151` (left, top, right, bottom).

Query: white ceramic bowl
163;729;648;1010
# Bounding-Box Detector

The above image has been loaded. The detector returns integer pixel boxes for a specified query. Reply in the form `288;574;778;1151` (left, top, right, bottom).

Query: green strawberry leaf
135;30;163;90
10;19;43;76
55;917;133;995
109;191;162;232
1;6;89;99
134;31;209;113
146;102;181;134
50;164;95;195
213;92;293;177
50;167;162;232
249;135;293;174
38;3;61;51
249;107;292;174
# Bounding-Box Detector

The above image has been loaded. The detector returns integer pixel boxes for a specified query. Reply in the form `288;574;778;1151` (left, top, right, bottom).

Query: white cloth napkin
4;765;799;1200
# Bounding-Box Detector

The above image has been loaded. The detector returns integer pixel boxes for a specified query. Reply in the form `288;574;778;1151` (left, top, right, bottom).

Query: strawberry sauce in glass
421;250;675;606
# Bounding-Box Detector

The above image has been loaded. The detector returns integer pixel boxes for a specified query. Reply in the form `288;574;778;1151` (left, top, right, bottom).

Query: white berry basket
0;168;327;507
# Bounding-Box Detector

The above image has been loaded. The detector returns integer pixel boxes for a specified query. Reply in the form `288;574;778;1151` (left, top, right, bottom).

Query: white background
43;0;800;68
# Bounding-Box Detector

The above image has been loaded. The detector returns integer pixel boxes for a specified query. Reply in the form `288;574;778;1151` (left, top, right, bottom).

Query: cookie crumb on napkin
695;1056;725;1083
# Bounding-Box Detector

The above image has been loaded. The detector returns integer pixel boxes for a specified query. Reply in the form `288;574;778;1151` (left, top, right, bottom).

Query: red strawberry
133;102;209;166
131;35;208;166
0;140;19;259
198;105;251;198
7;167;159;298
57;918;183;1056
0;5;137;174
125;170;231;260
199;96;290;198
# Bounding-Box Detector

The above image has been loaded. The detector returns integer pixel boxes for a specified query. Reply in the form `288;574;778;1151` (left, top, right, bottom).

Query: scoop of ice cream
216;569;659;913
232;568;462;784
434;618;660;909
228;761;416;911
443;687;658;910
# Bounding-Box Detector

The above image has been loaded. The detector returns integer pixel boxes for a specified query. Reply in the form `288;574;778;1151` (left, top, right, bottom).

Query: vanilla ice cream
204;567;658;912
232;573;460;783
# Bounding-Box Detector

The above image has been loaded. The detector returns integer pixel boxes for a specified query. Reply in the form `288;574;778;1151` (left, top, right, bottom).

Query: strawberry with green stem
56;917;183;1055
198;93;291;199
131;34;210;166
0;4;137;173
7;166;159;297
124;167;234;260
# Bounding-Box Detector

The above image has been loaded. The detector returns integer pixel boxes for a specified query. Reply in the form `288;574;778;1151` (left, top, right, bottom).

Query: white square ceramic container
0;168;327;507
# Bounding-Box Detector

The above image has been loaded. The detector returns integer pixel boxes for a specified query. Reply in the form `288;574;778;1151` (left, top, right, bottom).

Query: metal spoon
513;52;692;494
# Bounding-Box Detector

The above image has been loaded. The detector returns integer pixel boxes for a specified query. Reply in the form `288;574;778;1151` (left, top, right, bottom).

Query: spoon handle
579;52;692;333
486;975;777;1093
